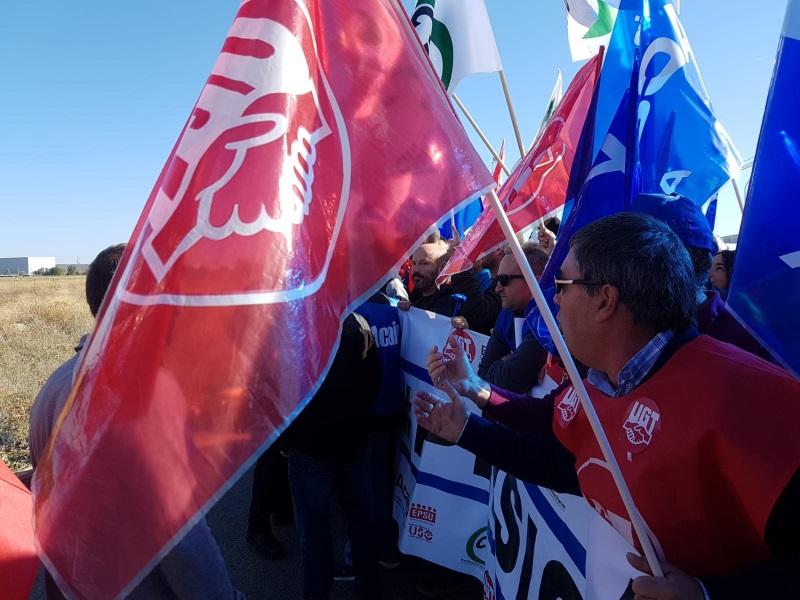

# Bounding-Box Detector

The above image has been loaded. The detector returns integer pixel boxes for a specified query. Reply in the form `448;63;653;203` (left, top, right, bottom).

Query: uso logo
408;524;433;542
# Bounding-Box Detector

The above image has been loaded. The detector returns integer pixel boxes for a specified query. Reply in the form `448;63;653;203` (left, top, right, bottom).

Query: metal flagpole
498;70;526;158
731;178;745;213
486;188;666;578
452;94;511;176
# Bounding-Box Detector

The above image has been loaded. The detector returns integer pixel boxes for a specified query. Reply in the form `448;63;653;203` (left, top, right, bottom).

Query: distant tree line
34;265;81;276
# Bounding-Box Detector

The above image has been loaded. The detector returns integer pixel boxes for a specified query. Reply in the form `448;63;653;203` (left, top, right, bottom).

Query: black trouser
248;443;292;533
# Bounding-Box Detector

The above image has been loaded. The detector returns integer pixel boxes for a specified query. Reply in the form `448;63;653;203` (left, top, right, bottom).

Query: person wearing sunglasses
476;243;549;393
414;213;799;600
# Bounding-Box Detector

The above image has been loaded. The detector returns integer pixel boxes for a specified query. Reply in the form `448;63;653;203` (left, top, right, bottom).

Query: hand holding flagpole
487;188;665;578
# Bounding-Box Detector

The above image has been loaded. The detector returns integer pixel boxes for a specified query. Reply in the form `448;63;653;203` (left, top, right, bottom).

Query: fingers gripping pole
487;189;665;578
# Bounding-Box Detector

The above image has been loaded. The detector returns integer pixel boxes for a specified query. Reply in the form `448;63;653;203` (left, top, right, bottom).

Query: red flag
491;139;506;185
0;462;38;600
32;2;492;598
440;54;601;279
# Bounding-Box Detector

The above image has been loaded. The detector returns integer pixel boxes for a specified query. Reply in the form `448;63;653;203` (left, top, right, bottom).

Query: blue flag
529;0;739;352
439;197;483;240
728;1;800;377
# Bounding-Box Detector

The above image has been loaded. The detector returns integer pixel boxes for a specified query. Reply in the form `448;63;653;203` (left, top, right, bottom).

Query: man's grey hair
569;212;696;333
505;242;549;277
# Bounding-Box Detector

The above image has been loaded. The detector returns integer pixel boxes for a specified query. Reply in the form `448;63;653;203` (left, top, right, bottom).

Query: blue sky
0;1;786;262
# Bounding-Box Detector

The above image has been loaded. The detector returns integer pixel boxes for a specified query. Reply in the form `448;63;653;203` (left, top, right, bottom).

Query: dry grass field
0;276;92;471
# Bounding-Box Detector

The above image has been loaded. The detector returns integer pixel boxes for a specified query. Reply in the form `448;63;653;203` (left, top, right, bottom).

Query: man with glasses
477;243;549;392
413;213;800;599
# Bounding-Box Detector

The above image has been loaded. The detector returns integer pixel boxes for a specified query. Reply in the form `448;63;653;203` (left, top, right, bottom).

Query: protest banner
394;308;641;595
393;307;491;578
485;471;641;600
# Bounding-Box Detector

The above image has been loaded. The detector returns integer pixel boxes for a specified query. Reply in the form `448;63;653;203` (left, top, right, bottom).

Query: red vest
553;335;800;576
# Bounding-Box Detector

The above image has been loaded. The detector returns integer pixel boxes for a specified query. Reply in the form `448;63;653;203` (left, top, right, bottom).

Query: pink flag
440;54;601;279
0;462;38;600
32;1;492;597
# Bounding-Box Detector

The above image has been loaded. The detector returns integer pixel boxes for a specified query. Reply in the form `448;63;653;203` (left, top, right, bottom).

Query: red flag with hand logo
32;1;492;598
440;53;601;280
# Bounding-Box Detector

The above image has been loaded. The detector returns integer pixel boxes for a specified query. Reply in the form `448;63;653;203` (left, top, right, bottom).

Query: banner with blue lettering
393;308;491;578
393;309;641;596
529;0;739;350
728;1;800;376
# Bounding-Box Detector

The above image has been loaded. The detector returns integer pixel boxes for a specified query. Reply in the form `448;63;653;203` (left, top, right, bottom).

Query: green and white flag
565;0;619;62
532;69;563;148
411;0;502;95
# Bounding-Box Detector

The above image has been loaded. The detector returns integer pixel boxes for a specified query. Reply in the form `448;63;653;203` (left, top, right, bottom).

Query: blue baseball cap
630;193;718;253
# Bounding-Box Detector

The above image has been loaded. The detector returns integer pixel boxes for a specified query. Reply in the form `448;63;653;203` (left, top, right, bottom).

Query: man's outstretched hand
427;333;489;406
413;381;470;443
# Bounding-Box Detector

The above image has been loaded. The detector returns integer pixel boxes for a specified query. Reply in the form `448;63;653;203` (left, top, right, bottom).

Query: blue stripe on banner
522;482;587;575
398;440;490;504
400;358;432;384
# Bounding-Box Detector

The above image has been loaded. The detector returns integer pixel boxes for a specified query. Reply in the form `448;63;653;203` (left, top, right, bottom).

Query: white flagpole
498;70;526;158
731;178;745;213
452;94;511;176
487;189;665;578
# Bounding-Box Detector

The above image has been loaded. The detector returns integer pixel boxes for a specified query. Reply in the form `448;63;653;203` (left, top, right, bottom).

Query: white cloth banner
393;308;491;579
393;308;642;595
485;471;641;600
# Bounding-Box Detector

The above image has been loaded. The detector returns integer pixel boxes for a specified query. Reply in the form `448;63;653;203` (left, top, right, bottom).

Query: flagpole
731;178;745;213
486;188;665;579
452;94;511;176
498;70;526;158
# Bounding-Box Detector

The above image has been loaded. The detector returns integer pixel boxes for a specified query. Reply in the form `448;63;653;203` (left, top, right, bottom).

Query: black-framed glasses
554;277;604;294
494;274;525;287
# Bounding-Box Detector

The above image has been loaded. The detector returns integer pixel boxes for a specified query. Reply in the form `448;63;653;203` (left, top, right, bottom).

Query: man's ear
594;284;620;323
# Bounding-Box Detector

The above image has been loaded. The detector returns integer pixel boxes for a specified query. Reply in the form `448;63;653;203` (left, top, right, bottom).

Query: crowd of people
27;192;799;599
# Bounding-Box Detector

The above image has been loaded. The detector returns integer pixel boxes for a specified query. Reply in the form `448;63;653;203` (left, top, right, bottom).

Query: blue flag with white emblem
727;0;800;377
529;0;739;352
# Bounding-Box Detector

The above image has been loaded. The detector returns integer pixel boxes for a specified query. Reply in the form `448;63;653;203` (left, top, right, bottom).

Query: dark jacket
285;314;380;461
410;271;500;335
478;308;548;393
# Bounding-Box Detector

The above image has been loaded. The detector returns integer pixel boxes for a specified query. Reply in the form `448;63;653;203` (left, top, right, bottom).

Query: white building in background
0;256;56;275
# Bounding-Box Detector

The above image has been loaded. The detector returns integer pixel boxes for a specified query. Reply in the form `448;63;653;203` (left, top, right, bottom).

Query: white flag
411;0;502;94
565;0;619;62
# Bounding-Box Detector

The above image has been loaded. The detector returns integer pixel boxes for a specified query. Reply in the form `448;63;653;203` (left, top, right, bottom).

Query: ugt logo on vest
621;397;661;452
123;1;349;307
556;386;580;426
